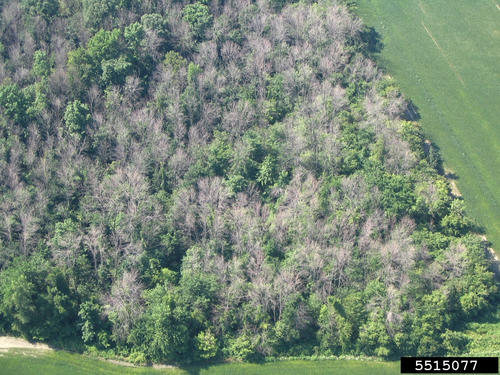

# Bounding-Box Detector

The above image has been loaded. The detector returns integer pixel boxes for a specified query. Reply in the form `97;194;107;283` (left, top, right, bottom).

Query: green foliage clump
22;0;59;21
141;13;168;40
264;74;293;124
197;330;218;359
0;82;32;126
400;121;425;159
441;329;470;355
64;100;91;137
183;2;213;40
68;25;155;89
229;335;259;361
68;28;122;87
132;282;190;363
124;22;145;51
78;300;110;348
164;51;187;72
440;200;474;237
82;0;137;29
32;50;53;79
0;255;77;341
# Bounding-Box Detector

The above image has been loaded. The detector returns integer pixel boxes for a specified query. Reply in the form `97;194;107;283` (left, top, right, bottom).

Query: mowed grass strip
355;0;500;252
0;350;400;375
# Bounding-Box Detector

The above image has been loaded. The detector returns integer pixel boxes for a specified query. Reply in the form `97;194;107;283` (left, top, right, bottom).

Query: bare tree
104;270;144;343
84;224;106;271
19;208;39;256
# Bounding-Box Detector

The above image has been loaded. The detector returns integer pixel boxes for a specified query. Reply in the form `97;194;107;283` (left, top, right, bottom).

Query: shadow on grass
45;337;86;353
180;364;208;375
467;305;500;326
180;356;266;375
180;361;227;375
361;26;384;55
403;99;421;121
444;171;459;180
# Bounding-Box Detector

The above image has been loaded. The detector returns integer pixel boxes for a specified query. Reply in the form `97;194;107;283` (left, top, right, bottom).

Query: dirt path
418;1;428;16
0;336;51;350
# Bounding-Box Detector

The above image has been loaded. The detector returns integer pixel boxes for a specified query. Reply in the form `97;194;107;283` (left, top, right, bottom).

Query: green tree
341;124;373;174
264;74;292;124
82;0;116;28
229;334;258;361
67;47;95;87
410;289;454;356
141;13;168;40
268;0;289;11
400;121;425;160
164;51;187;72
78;300;109;346
101;56;133;86
457;263;496;318
369;170;416;217
273;295;315;354
82;0;135;29
358;317;392;357
0;82;31;125
257;154;278;189
0;256;77;341
207;132;232;176
64;100;91;137
32;50;53;79
317;297;361;354
440;200;473;236
179;249;219;327
87;28;122;62
68;28;124;87
124;22;145;51
180;63;203;126
22;0;59;21
196;329;218;359
137;283;191;362
183;2;213;40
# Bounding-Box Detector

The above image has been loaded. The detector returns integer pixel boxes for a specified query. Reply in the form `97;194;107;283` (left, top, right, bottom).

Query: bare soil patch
104;359;137;367
0;336;51;350
153;364;178;369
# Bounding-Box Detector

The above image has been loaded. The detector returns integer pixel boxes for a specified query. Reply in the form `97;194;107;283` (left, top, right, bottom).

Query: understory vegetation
0;0;497;364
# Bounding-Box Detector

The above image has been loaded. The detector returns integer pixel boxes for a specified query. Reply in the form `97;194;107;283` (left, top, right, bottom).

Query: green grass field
0;350;400;375
2;349;499;375
355;0;500;252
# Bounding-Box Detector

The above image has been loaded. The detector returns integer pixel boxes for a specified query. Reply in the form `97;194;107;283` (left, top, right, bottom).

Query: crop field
0;350;401;375
355;0;500;252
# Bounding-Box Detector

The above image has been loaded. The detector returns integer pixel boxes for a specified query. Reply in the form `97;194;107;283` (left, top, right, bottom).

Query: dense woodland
0;0;497;364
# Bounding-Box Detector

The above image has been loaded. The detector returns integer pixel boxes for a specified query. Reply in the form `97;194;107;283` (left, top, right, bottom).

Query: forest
0;0;497;365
